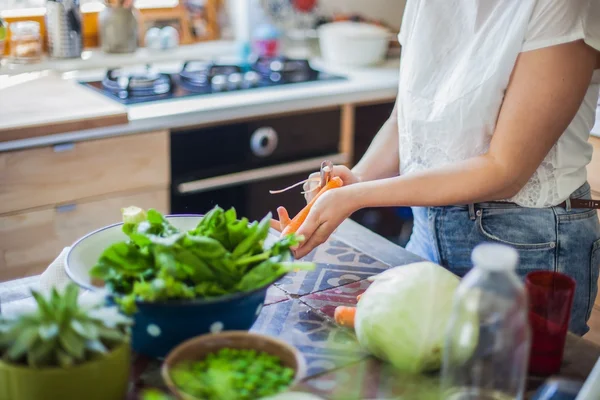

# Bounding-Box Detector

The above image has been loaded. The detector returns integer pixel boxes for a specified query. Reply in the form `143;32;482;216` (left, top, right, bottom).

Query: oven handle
177;153;349;195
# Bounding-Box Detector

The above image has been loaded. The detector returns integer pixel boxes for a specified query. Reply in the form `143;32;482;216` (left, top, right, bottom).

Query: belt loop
565;198;572;212
468;204;476;220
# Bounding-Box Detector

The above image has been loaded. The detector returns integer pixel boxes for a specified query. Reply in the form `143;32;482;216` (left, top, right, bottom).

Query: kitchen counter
0;72;129;143
1;219;598;399
0;58;400;152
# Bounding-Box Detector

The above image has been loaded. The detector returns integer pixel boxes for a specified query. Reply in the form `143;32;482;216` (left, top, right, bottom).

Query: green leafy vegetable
90;206;314;313
170;348;295;400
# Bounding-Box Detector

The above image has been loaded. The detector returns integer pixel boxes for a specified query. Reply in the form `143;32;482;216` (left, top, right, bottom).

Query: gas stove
81;57;344;105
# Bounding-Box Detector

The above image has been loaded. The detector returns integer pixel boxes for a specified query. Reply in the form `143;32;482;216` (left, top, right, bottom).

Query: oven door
171;154;348;221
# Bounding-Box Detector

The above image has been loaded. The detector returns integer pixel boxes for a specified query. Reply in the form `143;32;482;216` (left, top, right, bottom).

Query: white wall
318;0;406;31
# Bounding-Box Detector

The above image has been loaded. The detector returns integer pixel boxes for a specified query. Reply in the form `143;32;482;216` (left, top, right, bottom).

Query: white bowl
65;215;202;291
318;21;391;67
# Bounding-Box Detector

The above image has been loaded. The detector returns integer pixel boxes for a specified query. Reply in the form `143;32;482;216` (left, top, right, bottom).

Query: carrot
335;306;357;329
356;294;362;302
277;207;292;231
282;176;344;236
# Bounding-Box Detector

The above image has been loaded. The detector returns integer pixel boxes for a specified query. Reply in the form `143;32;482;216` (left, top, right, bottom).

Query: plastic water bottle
441;243;531;400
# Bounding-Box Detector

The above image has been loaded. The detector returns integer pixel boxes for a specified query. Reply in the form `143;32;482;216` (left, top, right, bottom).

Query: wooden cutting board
0;72;128;143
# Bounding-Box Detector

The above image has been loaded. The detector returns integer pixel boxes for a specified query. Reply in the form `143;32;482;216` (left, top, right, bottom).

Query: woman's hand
270;165;361;233
293;186;357;259
304;165;362;202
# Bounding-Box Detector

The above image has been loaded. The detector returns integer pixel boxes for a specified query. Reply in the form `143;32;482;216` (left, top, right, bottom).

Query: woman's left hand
292;187;356;259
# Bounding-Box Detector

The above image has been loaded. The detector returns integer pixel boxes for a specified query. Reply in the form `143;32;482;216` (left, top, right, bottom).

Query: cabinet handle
177;153;348;194
56;204;77;213
53;143;75;153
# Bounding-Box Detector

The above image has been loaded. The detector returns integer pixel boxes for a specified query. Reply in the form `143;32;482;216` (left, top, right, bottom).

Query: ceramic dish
318;21;392;67
162;331;306;400
65;215;273;358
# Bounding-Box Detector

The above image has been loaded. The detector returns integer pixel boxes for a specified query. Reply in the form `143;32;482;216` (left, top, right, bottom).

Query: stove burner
178;61;242;90
252;57;318;83
102;67;172;99
83;58;344;105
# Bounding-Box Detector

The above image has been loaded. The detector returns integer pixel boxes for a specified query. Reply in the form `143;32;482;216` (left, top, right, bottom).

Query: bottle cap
471;243;519;271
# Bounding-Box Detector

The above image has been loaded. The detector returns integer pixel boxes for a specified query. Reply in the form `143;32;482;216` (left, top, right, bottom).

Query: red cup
526;271;576;376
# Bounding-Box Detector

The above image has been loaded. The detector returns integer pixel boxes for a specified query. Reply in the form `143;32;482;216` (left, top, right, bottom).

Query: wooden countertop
0;72;128;143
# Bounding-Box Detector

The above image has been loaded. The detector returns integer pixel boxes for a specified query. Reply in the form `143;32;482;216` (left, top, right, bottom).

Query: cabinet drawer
0;188;169;282
0;131;169;214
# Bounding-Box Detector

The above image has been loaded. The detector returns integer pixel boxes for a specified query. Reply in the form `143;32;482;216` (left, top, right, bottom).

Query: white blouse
397;0;600;207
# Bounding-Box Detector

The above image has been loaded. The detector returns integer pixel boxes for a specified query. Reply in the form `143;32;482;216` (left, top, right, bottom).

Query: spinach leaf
90;206;315;313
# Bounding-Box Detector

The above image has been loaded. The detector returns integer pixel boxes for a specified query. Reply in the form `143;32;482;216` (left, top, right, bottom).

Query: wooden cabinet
0;129;171;282
0;131;169;214
0;188;169;282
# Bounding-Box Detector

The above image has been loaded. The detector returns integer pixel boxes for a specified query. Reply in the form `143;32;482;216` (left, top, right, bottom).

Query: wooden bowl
162;331;306;400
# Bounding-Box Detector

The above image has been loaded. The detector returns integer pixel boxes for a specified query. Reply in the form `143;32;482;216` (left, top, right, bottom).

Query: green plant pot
0;341;131;400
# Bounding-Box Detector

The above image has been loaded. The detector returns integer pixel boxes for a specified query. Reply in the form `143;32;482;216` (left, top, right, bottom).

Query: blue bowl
128;284;269;358
66;215;277;358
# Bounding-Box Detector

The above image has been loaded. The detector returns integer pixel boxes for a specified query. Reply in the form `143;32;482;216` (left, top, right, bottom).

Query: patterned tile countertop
2;219;600;399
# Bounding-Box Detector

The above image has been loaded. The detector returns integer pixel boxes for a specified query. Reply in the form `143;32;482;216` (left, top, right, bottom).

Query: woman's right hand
303;165;362;203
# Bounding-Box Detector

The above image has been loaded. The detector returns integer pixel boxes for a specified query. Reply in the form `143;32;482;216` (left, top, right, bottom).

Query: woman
274;0;600;335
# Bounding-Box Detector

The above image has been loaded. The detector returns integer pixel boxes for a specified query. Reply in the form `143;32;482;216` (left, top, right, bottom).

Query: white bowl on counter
318;21;392;67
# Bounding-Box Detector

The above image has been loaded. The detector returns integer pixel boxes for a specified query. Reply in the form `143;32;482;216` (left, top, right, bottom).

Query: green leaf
236;260;315;292
63;284;80;311
183;235;228;260
58;327;85;360
70;320;99;340
85;339;108;354
97;326;125;342
31;291;53;319
7;326;38;360
231;213;271;259
91;242;154;281
27;337;57;368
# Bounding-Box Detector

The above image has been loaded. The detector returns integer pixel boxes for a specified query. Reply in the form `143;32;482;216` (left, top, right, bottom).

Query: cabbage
355;262;469;374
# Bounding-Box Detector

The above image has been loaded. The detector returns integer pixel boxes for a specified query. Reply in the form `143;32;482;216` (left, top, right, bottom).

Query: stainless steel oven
170;109;346;221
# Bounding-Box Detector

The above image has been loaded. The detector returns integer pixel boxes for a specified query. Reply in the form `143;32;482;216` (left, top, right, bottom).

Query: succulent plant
0;283;132;368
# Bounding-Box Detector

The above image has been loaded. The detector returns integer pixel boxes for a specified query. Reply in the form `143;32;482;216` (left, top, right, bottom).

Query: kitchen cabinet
0;130;169;214
352;101;396;165
0;188;169;282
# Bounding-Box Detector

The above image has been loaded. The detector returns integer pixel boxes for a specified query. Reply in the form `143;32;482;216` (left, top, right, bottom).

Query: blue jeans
407;183;600;336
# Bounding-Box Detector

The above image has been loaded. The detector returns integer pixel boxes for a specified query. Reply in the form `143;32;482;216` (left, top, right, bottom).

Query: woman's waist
425;182;593;211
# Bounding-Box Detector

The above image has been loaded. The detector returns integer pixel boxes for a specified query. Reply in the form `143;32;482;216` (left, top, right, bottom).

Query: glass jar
10;21;43;63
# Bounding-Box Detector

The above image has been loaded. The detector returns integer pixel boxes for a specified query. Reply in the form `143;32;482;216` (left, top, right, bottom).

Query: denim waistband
450;183;591;210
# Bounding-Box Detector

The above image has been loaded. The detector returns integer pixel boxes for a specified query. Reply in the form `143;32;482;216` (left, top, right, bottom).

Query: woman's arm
293;40;598;258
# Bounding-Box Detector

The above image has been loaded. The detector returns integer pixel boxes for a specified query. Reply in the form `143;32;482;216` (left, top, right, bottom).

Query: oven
170;109;345;221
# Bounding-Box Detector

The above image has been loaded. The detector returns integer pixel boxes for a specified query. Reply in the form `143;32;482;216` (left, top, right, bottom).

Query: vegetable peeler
269;160;333;195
